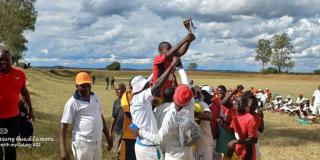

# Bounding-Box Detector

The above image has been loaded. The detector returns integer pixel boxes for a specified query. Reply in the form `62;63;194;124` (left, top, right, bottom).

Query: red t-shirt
210;97;221;139
0;67;26;118
231;112;258;160
152;54;175;96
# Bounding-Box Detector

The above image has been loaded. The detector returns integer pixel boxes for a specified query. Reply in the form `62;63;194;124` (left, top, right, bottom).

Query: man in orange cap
59;72;113;160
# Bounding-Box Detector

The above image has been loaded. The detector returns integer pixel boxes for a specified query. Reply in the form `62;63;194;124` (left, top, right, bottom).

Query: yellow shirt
121;91;136;139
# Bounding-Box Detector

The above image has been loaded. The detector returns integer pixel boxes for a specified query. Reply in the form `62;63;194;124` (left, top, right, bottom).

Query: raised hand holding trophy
183;17;197;33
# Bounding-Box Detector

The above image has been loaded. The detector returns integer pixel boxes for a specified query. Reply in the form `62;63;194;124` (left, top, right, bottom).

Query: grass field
16;68;320;160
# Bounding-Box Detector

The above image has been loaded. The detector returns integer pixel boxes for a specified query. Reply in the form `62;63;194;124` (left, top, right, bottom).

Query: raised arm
221;85;243;106
165;33;195;59
151;56;179;96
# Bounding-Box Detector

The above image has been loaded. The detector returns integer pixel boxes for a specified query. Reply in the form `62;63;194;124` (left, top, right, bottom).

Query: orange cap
76;72;92;85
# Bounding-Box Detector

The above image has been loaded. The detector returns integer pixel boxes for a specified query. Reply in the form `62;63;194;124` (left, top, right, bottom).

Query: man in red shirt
0;48;34;159
152;33;195;97
227;96;258;160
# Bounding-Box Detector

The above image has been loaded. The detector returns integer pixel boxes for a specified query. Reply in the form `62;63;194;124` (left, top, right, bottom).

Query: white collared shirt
61;94;103;142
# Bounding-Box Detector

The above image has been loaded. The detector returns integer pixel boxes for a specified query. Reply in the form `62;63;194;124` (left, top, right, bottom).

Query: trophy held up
183;17;197;33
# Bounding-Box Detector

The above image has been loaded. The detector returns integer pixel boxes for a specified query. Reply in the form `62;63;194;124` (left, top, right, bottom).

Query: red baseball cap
173;84;193;107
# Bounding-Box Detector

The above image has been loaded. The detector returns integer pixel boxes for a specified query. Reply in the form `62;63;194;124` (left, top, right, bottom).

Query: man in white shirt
130;57;179;160
59;72;112;160
312;85;320;115
136;84;195;160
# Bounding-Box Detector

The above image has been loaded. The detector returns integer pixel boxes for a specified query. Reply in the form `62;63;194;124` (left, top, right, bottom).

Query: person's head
234;95;249;114
173;84;193;109
131;75;150;94
244;91;258;114
216;85;227;99
115;83;126;98
158;41;172;58
201;85;213;105
0;48;12;72
298;94;303;98
164;87;175;103
75;72;92;98
287;95;291;100
191;86;202;100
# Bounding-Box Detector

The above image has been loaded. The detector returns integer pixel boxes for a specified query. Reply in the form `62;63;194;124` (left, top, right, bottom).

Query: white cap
201;85;213;95
287;95;291;99
131;76;149;94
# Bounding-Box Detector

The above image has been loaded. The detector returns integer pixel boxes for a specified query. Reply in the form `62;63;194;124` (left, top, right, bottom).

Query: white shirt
296;97;305;105
130;88;158;145
140;103;193;160
313;90;320;104
61;93;103;142
196;101;213;146
154;102;171;128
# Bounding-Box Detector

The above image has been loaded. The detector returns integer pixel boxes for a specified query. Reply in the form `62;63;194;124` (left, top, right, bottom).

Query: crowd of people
58;32;266;160
266;91;319;122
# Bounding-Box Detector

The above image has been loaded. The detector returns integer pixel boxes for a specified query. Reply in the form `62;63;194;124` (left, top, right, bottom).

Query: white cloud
41;48;48;54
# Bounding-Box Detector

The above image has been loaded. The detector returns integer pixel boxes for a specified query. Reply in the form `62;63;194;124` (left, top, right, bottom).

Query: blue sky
24;0;320;72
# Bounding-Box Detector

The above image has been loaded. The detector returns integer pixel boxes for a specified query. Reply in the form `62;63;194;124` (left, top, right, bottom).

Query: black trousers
0;115;20;160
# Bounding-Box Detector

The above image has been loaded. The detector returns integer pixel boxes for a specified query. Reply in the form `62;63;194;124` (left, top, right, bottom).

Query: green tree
255;39;272;75
106;61;121;70
263;67;278;74
271;33;295;73
314;69;320;75
0;0;38;64
188;63;198;71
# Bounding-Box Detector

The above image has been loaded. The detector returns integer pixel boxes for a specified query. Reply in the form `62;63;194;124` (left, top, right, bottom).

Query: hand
60;151;70;160
107;140;113;151
227;139;237;151
185;32;196;42
235;85;244;92
131;128;140;137
28;110;35;122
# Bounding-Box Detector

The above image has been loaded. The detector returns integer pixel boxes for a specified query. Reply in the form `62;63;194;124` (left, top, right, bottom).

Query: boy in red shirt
227;96;258;160
152;33;195;97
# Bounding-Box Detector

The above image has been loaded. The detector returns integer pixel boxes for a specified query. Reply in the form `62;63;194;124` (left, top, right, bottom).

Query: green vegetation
106;61;121;70
0;0;37;64
255;32;295;74
18;68;320;160
188;62;198;71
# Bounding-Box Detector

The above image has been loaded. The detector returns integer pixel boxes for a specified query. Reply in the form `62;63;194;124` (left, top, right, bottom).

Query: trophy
183;17;197;33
